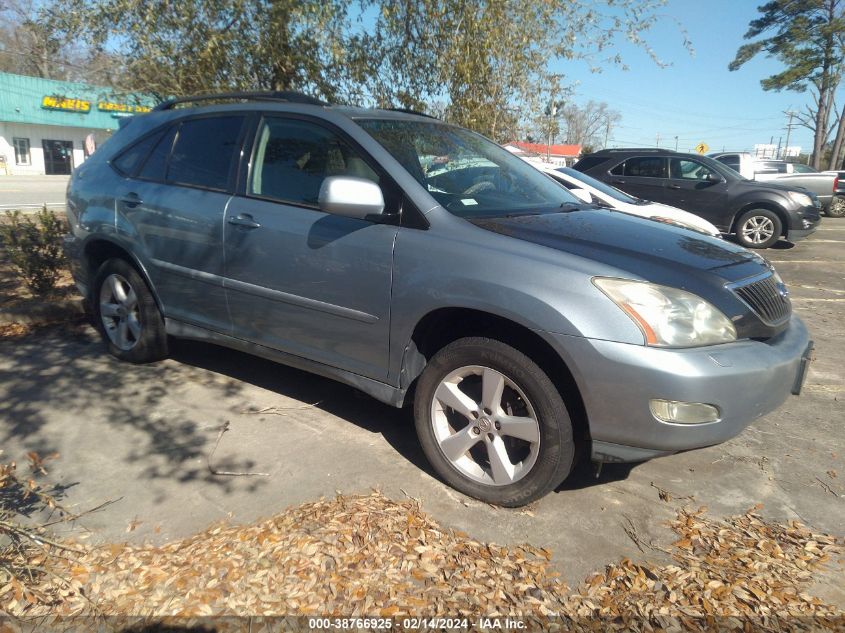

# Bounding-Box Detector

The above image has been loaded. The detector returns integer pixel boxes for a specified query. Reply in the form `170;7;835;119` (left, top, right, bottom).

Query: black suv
573;149;821;248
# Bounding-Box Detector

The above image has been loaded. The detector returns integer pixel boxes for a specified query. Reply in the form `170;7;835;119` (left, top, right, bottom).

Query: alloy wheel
741;216;775;245
99;273;142;351
430;365;540;486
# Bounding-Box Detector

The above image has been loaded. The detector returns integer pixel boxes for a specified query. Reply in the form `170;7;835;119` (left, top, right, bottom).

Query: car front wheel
735;209;782;249
413;337;575;507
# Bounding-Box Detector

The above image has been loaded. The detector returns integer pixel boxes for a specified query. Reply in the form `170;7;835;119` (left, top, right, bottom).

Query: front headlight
593;278;737;347
787;191;813;207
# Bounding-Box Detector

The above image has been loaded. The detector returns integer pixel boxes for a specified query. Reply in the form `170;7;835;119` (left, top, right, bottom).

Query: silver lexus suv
64;92;813;506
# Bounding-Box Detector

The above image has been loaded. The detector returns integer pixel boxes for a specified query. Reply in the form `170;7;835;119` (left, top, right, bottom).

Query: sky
554;0;817;154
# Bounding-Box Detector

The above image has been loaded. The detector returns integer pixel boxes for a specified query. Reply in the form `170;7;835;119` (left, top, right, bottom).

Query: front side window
358;118;580;218
791;163;816;174
167;116;245;190
670;158;718;180
249;118;379;206
13;138;31;165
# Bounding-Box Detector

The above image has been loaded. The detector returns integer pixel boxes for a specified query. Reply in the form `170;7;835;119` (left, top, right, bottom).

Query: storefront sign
97;101;152;114
41;95;91;112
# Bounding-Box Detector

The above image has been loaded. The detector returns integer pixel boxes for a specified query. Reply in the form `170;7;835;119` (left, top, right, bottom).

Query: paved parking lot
0;175;69;210
1;224;843;596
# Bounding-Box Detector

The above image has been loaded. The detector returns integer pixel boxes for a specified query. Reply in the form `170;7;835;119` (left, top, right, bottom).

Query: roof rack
152;91;328;111
595;148;678;154
385;107;439;120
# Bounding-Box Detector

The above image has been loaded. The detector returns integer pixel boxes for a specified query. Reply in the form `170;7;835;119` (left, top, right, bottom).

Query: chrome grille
732;274;790;325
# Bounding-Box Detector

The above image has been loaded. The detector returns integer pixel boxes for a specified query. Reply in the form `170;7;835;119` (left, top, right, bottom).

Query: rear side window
137;125;177;182
167;116;245;190
612;157;667;178
112;130;165;177
715;155;740;172
572;156;606;172
249;117;379;206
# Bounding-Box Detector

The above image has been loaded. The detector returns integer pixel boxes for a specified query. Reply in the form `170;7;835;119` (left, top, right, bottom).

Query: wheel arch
82;238;163;311
731;201;790;237
401;307;590;447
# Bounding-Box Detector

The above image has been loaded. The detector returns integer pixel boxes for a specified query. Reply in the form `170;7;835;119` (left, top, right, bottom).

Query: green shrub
0;207;68;295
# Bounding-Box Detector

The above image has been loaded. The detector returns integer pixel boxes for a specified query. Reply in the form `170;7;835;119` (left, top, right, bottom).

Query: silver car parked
64;92;814;506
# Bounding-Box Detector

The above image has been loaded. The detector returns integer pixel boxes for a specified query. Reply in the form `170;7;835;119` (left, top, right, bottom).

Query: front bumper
548;316;812;463
786;204;821;241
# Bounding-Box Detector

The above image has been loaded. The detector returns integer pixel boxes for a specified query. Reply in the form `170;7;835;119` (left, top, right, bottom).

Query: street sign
695;142;709;154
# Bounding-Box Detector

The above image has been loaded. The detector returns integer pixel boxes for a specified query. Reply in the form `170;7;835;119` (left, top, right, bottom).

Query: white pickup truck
710;152;839;216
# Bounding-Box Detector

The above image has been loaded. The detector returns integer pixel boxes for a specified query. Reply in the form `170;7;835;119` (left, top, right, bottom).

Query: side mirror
318;176;385;219
570;188;593;204
706;173;723;183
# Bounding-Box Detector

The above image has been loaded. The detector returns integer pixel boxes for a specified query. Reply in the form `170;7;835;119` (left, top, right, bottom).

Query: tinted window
112;130;165;177
716;156;741;171
572;156;607;172
250;118;379;205
167;116;245;190
137;125;177;182
670;158;718;180
614;157;667;178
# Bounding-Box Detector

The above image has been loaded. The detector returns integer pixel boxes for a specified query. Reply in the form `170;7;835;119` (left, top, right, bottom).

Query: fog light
649;399;720;424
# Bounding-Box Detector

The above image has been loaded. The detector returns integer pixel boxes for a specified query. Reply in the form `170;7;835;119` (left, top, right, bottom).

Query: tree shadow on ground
0;323;265;498
168;338;433;477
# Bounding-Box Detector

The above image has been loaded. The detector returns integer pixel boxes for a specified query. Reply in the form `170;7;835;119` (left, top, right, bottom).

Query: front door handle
118;192;142;207
668;184;681;189
612;179;626;185
227;214;261;229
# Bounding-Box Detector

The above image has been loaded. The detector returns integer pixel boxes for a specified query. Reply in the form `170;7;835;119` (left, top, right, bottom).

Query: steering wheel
462;180;495;195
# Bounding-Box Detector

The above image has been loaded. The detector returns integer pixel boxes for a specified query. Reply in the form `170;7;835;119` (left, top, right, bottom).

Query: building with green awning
0;72;154;176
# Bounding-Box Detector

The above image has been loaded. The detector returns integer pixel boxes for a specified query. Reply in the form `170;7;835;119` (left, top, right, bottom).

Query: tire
92;258;168;363
826;196;845;218
413;337;575;507
735;208;782;249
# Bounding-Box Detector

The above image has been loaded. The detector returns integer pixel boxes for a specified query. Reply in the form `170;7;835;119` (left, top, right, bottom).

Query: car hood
627;201;721;236
470;209;765;283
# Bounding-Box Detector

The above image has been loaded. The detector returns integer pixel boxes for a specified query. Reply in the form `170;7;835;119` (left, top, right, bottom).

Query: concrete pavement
0;226;843;591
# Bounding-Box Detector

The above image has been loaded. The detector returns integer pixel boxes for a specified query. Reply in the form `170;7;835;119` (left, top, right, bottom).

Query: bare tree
559;101;621;148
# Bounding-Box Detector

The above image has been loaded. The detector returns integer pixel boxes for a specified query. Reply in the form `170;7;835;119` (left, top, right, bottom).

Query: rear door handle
668;184;681;189
118;192;142;207
612;179;626;185
227;213;261;229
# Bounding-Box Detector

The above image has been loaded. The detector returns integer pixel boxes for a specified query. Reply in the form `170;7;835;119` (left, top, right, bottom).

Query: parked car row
65;93;813;506
568;148;821;249
709;152;840;217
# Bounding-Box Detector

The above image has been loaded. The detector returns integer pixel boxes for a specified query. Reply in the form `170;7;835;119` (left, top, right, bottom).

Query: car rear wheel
736;209;782;249
93;258;168;363
413;337;575;507
826;196;845;218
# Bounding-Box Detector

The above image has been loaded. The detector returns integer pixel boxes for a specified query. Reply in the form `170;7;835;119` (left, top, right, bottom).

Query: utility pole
655;132;660;148
604;120;611;148
776;135;782;160
674;135;679;151
783;110;796;159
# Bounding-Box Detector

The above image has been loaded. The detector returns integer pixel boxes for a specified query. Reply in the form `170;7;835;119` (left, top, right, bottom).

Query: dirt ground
1;223;843;614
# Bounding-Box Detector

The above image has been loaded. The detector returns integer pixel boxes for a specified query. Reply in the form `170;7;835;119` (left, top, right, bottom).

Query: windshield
555;167;640;204
357;118;581;218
